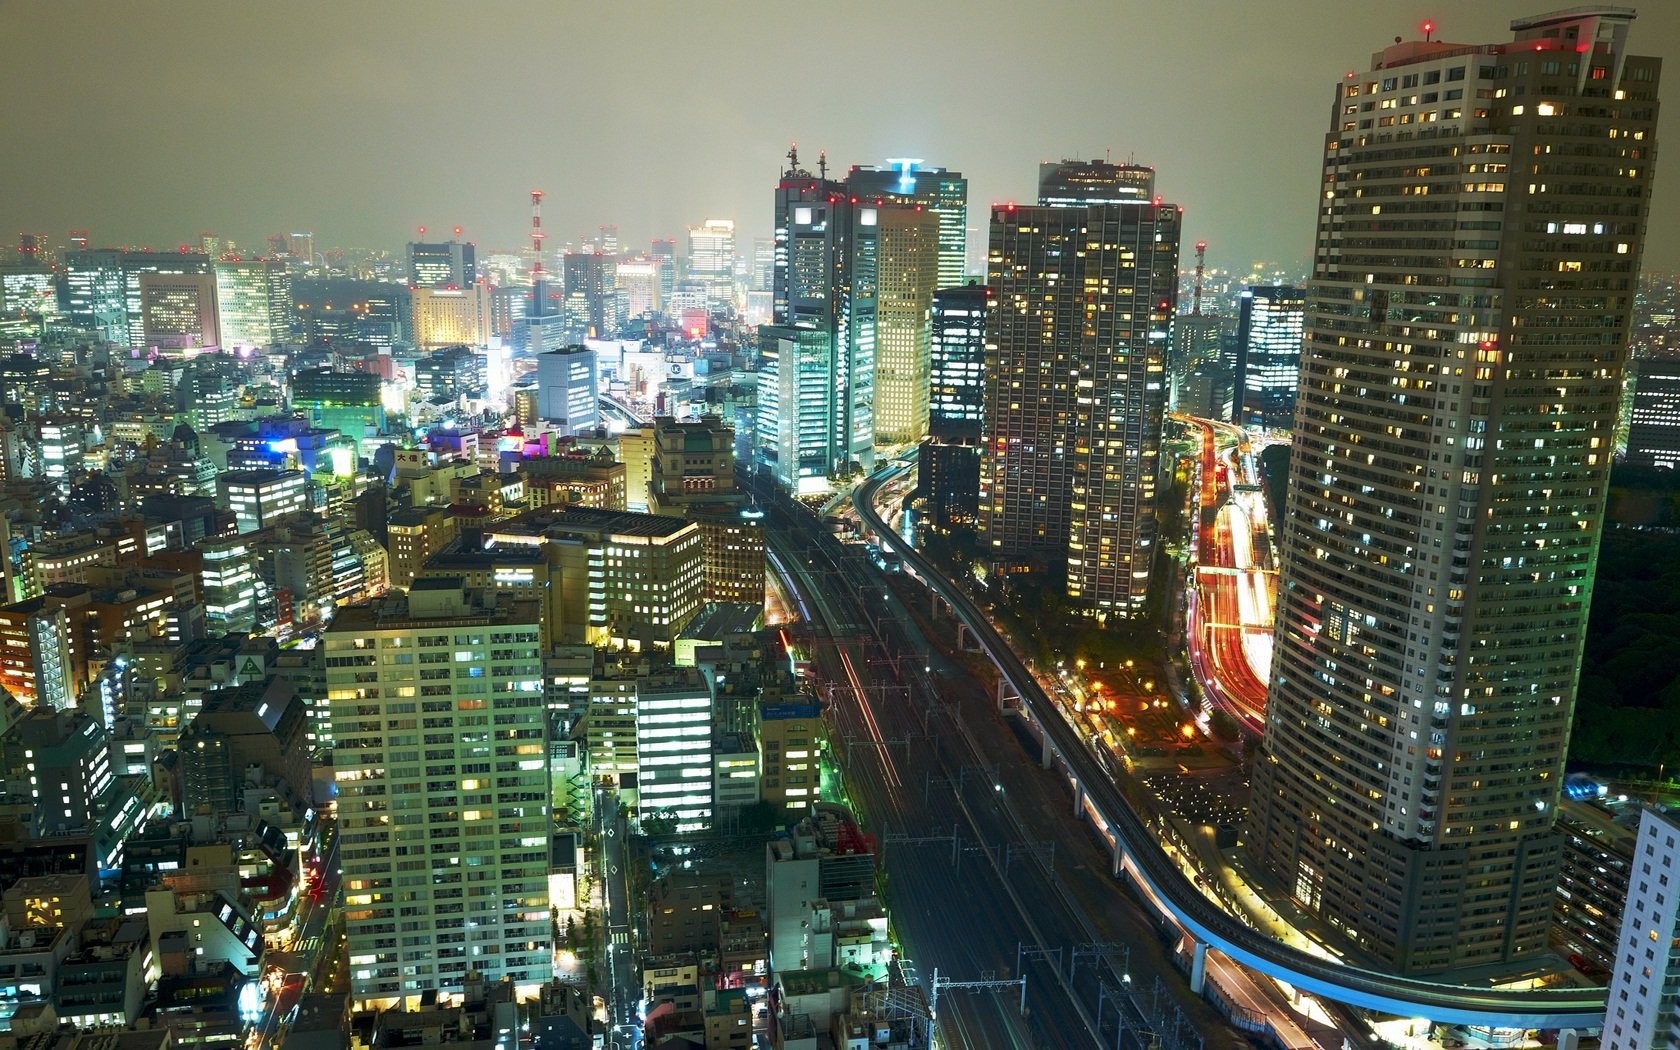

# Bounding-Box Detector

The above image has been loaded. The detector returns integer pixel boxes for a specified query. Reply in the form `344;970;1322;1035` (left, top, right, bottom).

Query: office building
651;239;677;305
1627;357;1680;469
635;668;715;833
1247;8;1661;974
648;416;765;607
536;346;600;434
561;253;614;340
615;257;663;320
485;506;705;650
199;534;260;634
213;259;292;348
846;161;969;289
687;219;737;304
755;149;880;490
757;698;824;814
980;161;1180;614
414;345;486;402
407;240;476;289
325;581;550;1004
413;283;490;348
871;206;939;446
291;367;386;435
139;272;221;352
35;420;85;492
1234;285;1307;428
1601;807;1680;1049
122;250;213;349
221;469;309;534
922;284;988;527
62;249;127;342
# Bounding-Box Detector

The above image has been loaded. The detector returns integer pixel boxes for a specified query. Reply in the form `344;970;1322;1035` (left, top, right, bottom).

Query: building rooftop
680;603;764;642
494;504;696;541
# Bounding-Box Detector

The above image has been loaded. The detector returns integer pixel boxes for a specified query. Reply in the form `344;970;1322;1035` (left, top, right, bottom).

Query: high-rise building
872;206;939;446
407;240;476;289
122;251;213;348
1233;285;1306;428
325;581;550;1004
214;259;293;348
846;161;969;288
139;272;221;351
536;346;600;434
1247;8;1661;975
1627;358;1680;469
62;250;127;342
687;220;736;304
650;239;677;304
979;161;1180;614
614;257;662;320
647;416;766;607
920;283;988;530
1601;807;1680;1049
750;237;775;293
412;283;490;348
561;253;614;340
291;367;386;435
755;149;879;489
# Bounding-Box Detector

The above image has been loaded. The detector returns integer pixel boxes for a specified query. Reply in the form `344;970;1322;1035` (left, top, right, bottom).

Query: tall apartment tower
846;161;969;288
1626;357;1680;469
326;581;550;1005
920;283;989;531
871;206;940;445
1233;285;1306;429
1601;807;1680;1049
979;161;1180;615
1247;8;1661;974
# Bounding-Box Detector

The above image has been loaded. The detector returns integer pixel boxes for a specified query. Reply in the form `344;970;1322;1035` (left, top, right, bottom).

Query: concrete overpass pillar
1110;843;1123;878
1188;940;1207;994
1556;1031;1579;1050
1072;779;1084;818
1040;729;1054;769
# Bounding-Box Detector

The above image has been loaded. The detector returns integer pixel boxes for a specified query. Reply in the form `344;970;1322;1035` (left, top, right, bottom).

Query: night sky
3;1;1675;274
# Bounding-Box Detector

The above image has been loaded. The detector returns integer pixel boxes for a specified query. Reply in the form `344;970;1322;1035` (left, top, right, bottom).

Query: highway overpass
852;461;1606;1033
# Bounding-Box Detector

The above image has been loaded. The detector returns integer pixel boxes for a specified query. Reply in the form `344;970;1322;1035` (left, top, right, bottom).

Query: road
1179;414;1274;732
850;461;1609;1031
598;788;642;1050
763;491;1229;1050
252;828;342;1049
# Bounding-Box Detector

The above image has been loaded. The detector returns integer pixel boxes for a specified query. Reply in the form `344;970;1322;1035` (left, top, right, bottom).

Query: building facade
871;206;939;446
325;583;550;1005
1247;8;1661;974
1234;285;1306;429
1627;357;1680;469
980;161;1180;614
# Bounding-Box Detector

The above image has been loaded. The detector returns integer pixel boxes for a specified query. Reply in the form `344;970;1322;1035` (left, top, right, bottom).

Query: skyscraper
536;346;600;434
979;161;1180;614
871;206;939;445
1233;285;1306;429
755;148;879;489
846;161;969;288
62;249;127;343
920;283;988;530
214;259;293;348
407;239;476;289
650;239;677;305
1247;8;1660;974
561;252;614;340
687;219;736;304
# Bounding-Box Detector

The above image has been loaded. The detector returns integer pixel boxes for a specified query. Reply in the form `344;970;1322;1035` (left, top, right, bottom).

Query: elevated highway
853;461;1605;1032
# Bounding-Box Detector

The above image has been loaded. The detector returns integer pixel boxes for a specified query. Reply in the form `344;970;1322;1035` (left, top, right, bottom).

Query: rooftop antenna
1192;241;1208;316
785;142;800;178
818;149;828;180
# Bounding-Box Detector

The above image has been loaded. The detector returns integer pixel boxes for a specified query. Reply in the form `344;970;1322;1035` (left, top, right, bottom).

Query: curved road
853;461;1606;1032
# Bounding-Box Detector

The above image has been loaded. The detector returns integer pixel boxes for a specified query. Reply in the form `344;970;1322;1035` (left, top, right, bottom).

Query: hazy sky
2;1;1676;275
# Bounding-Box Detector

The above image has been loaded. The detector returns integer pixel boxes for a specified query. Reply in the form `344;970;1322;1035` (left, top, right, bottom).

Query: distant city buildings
1233;284;1305;429
1627;357;1680;469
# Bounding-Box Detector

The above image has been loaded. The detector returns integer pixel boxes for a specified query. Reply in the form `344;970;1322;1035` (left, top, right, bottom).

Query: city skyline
4;2;1676;275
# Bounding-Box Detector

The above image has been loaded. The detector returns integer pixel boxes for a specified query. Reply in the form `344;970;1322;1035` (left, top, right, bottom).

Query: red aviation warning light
418;226;427;237
453;226;463;237
1422;20;1435;42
